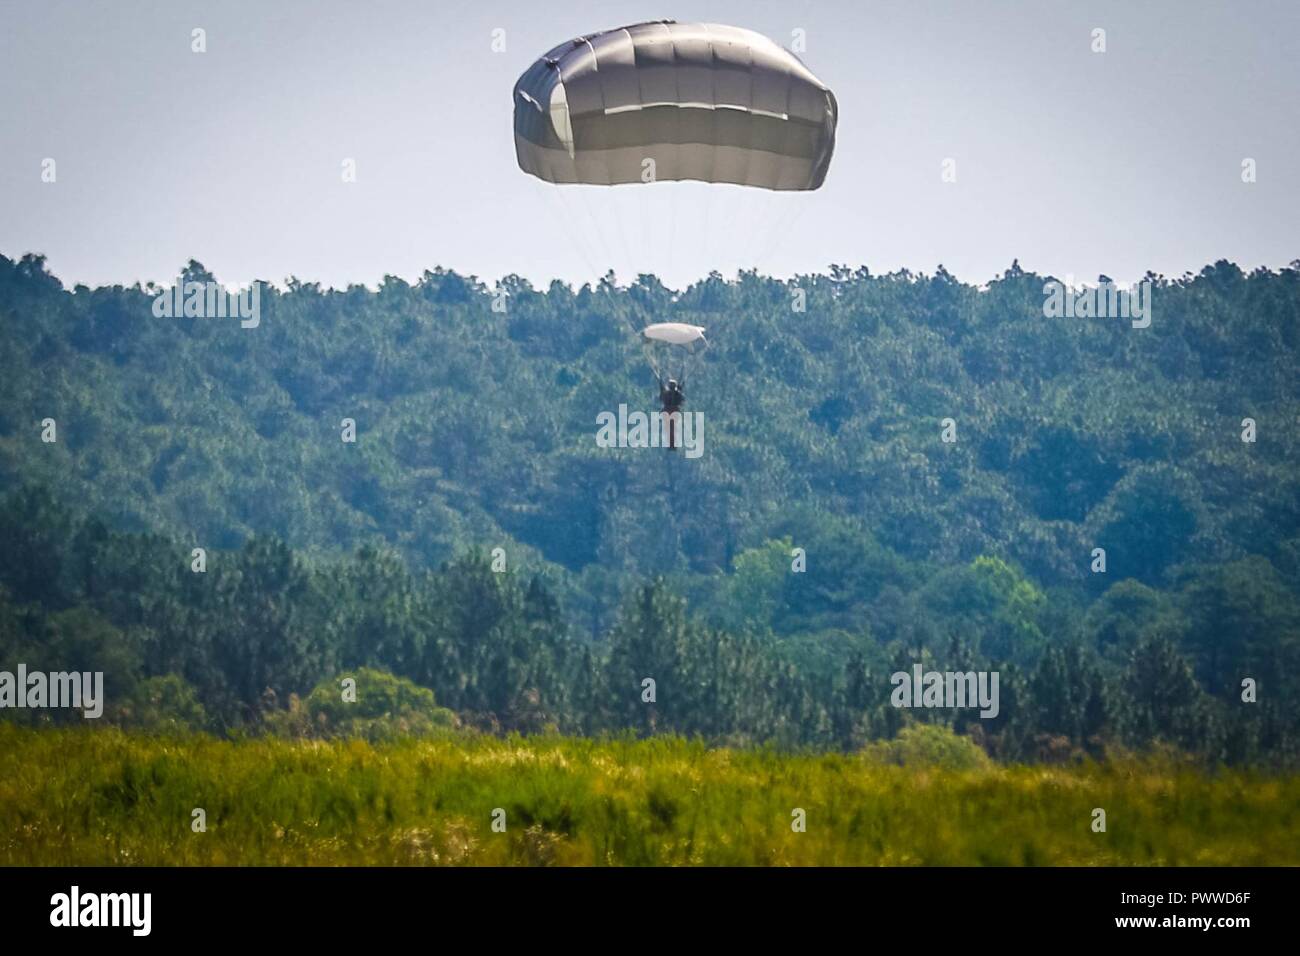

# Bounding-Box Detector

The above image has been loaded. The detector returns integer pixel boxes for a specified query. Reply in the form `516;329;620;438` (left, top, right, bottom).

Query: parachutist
513;23;832;455
639;324;704;452
658;377;686;450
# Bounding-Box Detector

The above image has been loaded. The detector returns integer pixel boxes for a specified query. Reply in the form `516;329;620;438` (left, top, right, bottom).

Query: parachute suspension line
700;181;716;282
730;190;753;275
545;186;605;286
711;187;728;278
569;186;602;281
633;189;650;282
552;188;595;278
716;186;749;279
742;192;786;277
642;341;663;382
565;185;615;283
635;173;651;283
752;198;812;280
666;180;679;291
721;189;742;276
731;192;769;277
687;335;708;389
737;188;762;276
603;189;636;285
609;189;639;282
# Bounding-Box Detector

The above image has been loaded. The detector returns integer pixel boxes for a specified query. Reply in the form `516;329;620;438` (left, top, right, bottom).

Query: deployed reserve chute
641;321;707;381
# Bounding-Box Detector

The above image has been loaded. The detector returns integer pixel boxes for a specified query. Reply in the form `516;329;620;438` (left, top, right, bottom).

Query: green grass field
2;725;1297;866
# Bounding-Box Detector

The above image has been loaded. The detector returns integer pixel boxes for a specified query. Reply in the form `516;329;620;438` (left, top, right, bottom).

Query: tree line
1;486;1296;763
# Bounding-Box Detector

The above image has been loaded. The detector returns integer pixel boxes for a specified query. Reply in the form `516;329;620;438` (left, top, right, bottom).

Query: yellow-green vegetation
2;724;1297;866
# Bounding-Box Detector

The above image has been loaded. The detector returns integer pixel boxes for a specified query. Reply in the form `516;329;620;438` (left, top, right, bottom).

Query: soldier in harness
658;376;686;450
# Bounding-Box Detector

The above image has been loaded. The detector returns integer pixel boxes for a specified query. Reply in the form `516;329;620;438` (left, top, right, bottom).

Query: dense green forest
1;253;1298;763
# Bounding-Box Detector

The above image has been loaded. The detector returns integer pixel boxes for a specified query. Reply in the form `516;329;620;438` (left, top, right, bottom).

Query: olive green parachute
513;20;838;190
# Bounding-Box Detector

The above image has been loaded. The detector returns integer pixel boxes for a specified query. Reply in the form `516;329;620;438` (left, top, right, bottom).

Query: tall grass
2;725;1296;866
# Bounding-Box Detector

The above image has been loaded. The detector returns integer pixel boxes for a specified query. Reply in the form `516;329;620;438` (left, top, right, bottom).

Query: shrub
863;723;992;771
110;674;209;733
264;668;459;742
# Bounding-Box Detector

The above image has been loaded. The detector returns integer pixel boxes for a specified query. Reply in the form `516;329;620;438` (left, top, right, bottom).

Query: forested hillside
1;253;1298;762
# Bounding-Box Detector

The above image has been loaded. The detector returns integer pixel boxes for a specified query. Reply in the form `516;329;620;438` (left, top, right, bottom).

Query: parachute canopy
514;20;838;190
642;322;707;348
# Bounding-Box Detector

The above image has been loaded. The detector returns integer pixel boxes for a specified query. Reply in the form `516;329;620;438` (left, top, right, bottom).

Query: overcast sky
1;0;1296;290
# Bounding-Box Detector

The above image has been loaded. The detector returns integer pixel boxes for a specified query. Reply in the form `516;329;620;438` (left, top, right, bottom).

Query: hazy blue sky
2;0;1297;290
